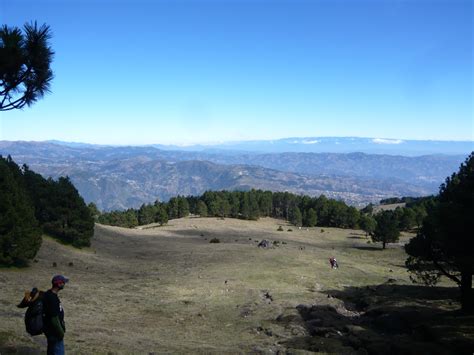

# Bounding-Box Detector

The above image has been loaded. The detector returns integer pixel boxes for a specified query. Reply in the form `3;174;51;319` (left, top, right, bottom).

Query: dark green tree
289;206;303;227
229;193;240;218
88;202;101;221
372;210;400;249
304;208;317;227
361;203;374;215
218;198;231;218
0;22;54;111
123;209;139;228
138;203;156;225
0;157;42;265
258;190;273;217
359;214;376;237
398;207;416;231
155;205;168;226
44;177;94;247
406;153;474;313
248;191;260;220
177;196;189;218
167;197;180;219
412;205;428;228
197;200;208;217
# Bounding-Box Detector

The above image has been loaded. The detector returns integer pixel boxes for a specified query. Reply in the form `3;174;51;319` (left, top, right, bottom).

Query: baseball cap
52;275;69;286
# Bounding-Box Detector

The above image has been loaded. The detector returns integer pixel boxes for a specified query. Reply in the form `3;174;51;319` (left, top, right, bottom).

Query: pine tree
372;210;400;249
0;157;42;266
406;153;474;313
197;200;208;217
305;208;317;227
289;206;303;227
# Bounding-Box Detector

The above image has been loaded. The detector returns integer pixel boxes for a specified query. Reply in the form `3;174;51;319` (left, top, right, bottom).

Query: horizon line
1;136;473;147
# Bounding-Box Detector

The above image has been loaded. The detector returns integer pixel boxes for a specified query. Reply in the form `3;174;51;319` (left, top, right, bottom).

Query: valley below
0;141;467;211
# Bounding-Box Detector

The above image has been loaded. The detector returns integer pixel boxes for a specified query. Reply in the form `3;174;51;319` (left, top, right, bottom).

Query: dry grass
0;217;470;354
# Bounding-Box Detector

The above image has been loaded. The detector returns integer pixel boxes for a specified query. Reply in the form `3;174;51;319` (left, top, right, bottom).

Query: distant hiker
329;257;338;269
43;275;69;355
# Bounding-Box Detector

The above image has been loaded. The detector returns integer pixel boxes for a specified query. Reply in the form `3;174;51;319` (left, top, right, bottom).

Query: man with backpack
43;275;69;355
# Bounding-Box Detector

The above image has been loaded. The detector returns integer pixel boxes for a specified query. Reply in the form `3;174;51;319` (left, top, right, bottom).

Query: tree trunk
460;270;473;313
382;241;386;249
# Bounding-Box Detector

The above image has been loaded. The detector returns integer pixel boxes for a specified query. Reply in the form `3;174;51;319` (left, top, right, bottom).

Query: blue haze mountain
0;140;468;211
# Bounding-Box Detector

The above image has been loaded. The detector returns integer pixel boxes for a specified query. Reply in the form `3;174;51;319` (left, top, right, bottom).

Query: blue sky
1;0;472;144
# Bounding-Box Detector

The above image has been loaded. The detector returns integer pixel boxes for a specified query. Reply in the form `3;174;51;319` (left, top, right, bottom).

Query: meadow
0;217;472;354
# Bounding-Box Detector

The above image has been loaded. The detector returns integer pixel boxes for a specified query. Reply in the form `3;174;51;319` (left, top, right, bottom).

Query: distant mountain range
148;137;472;156
46;136;474;156
0;140;470;211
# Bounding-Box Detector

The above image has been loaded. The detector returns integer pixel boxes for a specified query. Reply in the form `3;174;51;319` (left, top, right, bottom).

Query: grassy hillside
1;218;472;354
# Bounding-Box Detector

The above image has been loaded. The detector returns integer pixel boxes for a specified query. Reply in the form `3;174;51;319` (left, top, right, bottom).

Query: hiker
43;275;69;355
329;257;338;269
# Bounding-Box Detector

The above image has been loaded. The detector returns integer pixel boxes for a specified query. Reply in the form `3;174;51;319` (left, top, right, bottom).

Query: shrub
209;238;220;243
287;228;293;232
277;226;284;231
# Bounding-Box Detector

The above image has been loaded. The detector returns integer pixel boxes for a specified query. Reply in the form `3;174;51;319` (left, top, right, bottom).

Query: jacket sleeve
50;316;65;339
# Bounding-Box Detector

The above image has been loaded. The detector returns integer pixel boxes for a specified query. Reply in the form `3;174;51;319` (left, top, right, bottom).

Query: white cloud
372;138;404;145
302;139;319;144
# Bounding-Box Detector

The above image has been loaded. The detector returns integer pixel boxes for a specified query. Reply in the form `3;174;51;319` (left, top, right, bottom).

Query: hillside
1;218;472;354
0;141;466;211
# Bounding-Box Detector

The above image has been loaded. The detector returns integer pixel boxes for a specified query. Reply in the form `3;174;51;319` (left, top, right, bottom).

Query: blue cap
52;275;69;286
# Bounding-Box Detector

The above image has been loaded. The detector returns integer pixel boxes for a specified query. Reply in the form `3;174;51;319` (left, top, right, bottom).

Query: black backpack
25;298;44;336
17;288;44;336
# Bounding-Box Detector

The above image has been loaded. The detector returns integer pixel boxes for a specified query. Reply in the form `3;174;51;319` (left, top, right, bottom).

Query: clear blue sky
1;0;472;144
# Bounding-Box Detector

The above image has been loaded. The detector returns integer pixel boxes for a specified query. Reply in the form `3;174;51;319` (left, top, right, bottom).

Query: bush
209;238;220;243
321;229;325;233
277;226;284;231
287;228;293;232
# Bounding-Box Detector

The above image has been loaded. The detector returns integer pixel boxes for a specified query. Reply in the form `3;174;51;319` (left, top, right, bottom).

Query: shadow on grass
278;284;474;355
0;331;41;355
351;245;383;251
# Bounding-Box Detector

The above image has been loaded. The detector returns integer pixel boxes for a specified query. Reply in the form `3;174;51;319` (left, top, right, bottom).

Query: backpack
17;288;44;336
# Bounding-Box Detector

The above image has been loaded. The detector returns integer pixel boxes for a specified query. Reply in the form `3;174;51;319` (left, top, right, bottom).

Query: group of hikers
18;257;340;354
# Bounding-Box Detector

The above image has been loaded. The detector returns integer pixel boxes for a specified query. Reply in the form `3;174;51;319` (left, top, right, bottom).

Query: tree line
0;155;94;266
97;189;434;247
98;190;361;229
